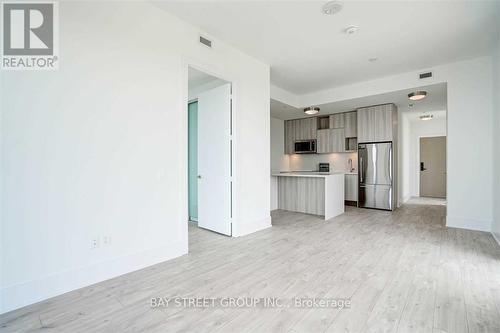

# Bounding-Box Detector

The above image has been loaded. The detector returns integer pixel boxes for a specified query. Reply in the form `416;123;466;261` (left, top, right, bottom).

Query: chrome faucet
348;158;354;172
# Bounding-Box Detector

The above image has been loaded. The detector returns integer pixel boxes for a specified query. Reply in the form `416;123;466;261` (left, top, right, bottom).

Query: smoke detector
344;25;359;35
322;1;343;15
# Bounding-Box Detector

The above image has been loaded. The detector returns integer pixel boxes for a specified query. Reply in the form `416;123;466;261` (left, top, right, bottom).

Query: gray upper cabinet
284;120;295;154
295;118;317;140
357;104;396;143
284;118;317;154
344;111;357;138
317;128;345;153
329;113;345;129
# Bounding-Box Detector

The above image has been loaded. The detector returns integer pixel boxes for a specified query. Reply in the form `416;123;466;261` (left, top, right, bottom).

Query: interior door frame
417;134;447;199
181;57;236;250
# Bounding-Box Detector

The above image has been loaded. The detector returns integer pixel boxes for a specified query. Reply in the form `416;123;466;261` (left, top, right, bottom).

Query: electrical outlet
103;236;111;246
91;238;100;249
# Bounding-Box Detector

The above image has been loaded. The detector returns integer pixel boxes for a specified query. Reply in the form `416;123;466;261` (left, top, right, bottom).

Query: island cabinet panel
273;173;345;220
344;111;357;138
278;176;325;216
317;128;345;153
357;104;395;143
329;113;345;129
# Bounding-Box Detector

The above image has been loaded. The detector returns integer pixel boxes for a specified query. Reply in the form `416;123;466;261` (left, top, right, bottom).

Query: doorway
188;67;233;236
419;136;446;198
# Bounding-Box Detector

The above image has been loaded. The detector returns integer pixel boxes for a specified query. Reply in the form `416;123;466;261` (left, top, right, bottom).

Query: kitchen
271;100;399;218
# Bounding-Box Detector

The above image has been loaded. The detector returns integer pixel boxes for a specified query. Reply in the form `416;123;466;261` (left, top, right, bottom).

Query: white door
197;83;232;236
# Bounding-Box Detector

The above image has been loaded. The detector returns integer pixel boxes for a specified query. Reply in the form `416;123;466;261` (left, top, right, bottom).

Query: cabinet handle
360;157;364;183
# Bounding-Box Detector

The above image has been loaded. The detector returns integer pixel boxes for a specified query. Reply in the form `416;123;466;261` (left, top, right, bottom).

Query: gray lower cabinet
278;176;325;215
317;128;345;153
357;104;396;143
345;174;358;201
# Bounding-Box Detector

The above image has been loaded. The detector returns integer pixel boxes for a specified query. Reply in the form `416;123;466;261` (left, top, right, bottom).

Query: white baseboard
0;240;187;315
233;216;272;237
446;215;491;232
492;231;500;247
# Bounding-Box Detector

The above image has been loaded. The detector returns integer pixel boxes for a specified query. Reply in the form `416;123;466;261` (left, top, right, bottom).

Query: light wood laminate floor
2;205;500;332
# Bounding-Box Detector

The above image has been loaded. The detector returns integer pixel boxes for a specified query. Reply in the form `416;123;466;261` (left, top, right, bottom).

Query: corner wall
493;29;500;243
1;2;270;313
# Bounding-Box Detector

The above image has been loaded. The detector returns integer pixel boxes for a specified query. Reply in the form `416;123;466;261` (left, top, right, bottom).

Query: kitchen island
272;172;345;220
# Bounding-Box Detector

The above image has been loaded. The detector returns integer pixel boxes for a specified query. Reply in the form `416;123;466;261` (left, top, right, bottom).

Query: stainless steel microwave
294;140;316;154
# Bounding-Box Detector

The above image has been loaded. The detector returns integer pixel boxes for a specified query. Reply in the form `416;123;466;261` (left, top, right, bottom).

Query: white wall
271;57;494;232
188;78;227;100
270;117;289;173
270;117;289;210
398;112;411;204
401;114;447;200
1;2;270;313
493;29;500;243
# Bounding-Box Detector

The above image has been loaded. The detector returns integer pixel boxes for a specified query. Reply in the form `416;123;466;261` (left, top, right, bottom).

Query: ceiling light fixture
304;106;320;115
344;25;359;34
408;91;427;101
322;1;343;15
420;114;434;121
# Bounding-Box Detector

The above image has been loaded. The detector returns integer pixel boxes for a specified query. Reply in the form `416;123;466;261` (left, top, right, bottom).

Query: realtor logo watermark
1;1;59;70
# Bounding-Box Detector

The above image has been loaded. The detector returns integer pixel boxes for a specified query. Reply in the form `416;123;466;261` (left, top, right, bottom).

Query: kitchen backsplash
288;152;358;173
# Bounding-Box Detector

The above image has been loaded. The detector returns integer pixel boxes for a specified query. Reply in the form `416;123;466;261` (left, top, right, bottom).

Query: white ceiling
156;1;499;94
270;82;447;120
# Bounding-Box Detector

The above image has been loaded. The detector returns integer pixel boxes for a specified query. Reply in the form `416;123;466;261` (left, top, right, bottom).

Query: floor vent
419;71;433;79
199;36;212;48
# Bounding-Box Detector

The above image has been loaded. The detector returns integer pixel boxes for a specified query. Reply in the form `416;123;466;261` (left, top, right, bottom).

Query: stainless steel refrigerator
358;142;394;210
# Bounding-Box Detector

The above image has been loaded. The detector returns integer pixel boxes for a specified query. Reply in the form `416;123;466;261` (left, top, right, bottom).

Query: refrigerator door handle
389;145;393;184
360;157;364;183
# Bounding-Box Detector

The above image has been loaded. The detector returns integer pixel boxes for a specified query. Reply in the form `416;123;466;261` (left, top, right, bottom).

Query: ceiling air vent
199;36;212;48
419;71;433;79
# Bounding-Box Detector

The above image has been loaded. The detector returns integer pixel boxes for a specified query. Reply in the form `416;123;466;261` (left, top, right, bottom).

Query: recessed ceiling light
408;90;427;101
322;1;343;15
304;106;320;115
344;25;359;34
368;57;378;62
420;114;434;121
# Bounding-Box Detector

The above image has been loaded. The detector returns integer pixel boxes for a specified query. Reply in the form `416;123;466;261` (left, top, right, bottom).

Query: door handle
360;157;364;183
197;175;202;179
420;162;426;171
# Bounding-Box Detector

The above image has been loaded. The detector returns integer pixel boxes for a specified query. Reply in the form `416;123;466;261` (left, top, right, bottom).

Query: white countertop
272;171;346;178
